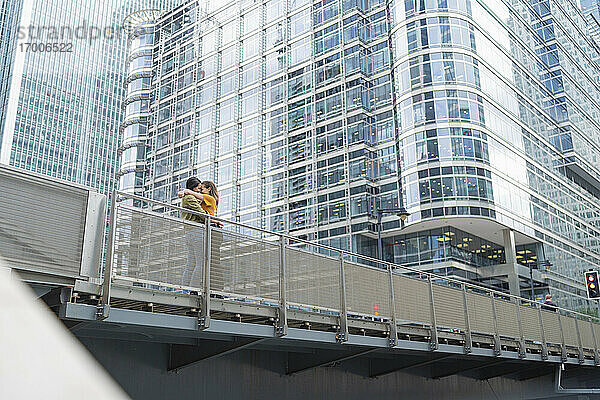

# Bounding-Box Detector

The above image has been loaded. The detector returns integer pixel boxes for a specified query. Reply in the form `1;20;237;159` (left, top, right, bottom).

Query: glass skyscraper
581;0;600;44
0;0;182;195
0;0;24;146
122;0;600;310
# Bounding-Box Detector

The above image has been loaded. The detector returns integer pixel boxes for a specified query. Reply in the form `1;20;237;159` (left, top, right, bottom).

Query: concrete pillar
503;229;521;297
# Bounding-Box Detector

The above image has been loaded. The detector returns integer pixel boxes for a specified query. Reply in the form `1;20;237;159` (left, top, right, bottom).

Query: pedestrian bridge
2;164;600;392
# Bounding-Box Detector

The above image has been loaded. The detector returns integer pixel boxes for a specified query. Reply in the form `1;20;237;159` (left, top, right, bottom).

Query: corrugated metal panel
541;312;562;344
494;299;520;339
465;291;494;335
213;230;279;300
112;207;192;288
433;284;466;330
286;248;340;310
344;263;391;317
579;320;595;349
394;275;431;324
0;167;88;278
561;316;580;348
520;306;542;342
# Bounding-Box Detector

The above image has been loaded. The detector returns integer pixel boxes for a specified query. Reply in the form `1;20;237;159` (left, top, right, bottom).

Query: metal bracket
335;332;347;344
198;315;209;330
275;324;287;336
555;364;600;394
96;303;109;320
168;338;264;373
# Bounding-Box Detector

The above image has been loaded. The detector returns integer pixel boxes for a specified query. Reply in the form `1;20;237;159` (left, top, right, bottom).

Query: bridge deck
1;168;599;378
58;191;600;374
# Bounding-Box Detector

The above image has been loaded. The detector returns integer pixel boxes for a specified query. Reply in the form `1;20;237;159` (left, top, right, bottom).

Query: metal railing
102;191;600;360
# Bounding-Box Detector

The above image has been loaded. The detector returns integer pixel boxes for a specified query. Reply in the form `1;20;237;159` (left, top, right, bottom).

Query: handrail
111;190;599;323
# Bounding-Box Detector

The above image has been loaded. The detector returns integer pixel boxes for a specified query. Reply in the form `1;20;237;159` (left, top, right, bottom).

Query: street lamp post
529;259;552;300
376;207;410;262
529;262;534;300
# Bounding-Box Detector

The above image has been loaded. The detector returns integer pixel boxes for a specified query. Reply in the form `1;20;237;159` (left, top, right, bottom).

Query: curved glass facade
118;12;160;197
390;0;600;309
136;0;600;311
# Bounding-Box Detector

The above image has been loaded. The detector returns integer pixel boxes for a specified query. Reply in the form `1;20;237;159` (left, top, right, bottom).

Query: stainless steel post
276;235;288;337
377;211;383;261
514;297;526;358
337;252;349;343
428;275;438;350
199;216;211;329
529;264;534;300
387;263;398;347
557;311;567;362
537;303;548;360
462;284;472;354
490;292;501;355
574;315;585;363
590;317;599;365
99;190;118;320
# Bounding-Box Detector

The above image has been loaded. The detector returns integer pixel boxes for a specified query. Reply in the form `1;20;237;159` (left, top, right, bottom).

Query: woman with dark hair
179;179;223;292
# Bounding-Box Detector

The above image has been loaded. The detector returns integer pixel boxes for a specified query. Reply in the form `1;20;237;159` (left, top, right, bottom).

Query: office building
124;0;600;310
0;0;24;145
581;0;600;46
0;0;182;195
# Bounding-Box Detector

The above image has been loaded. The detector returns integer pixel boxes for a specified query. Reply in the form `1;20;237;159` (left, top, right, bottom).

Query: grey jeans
183;227;204;289
182;226;223;290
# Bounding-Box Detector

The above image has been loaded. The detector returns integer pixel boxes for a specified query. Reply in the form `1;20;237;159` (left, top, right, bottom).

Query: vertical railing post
387;263;398;347
462;284;472;354
514;297;526;358
574;314;584;364
537;303;548;360
557;311;567;362
199;216;211;330
337;252;348;343
428;275;438;351
276;235;288;337
589;317;599;366
98;190;117;320
490;292;501;355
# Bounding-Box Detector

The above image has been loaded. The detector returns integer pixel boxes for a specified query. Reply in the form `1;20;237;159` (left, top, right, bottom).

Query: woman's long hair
201;180;219;207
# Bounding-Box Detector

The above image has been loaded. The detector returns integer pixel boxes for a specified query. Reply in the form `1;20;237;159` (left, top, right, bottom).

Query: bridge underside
48;287;600;400
68;320;600;400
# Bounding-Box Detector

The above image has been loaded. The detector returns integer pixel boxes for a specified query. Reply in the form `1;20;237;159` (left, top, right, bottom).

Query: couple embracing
179;177;223;290
179;177;221;226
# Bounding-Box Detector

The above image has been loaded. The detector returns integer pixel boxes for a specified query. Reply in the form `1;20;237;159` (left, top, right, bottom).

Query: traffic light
585;270;600;299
